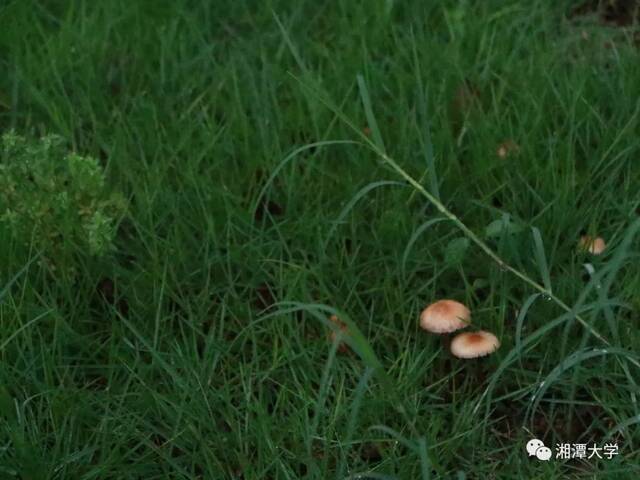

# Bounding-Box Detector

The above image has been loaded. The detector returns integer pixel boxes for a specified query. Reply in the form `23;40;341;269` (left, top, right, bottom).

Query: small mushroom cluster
579;235;606;255
420;299;500;359
327;231;607;358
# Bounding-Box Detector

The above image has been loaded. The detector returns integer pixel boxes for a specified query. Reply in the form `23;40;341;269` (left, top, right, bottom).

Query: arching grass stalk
364;132;640;378
368;149;609;345
256;302;440;475
281;74;640;474
295;74;611;348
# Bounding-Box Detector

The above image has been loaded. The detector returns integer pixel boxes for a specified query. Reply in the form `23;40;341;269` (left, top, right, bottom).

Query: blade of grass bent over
296;74;612;350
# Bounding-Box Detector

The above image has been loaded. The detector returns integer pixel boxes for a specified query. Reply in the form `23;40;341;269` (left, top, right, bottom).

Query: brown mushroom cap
450;330;500;359
420;300;470;334
496;139;519;159
579;236;606;255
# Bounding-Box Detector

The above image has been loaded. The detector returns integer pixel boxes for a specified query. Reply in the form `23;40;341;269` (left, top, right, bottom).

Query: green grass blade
401;217;448;279
252;140;360;219
323;180;406;251
0;254;40;304
526;348;640;426
531;226;552;293
356;74;386;153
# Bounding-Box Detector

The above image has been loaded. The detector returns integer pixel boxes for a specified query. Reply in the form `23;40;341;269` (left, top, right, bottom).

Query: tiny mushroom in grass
496;139;520;159
450;330;500;359
420;299;470;334
579;235;606;255
328;314;349;353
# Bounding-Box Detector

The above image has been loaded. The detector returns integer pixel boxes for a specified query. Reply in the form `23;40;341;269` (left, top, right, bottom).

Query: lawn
1;0;640;478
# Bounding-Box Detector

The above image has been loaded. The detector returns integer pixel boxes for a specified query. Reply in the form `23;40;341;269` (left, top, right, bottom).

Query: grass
1;0;640;478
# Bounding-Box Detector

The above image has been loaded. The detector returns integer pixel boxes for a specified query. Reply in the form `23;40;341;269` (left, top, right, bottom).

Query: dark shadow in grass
359;442;383;463
570;0;639;26
81;372;110;391
253;282;276;311
491;196;503;209
114;219;139;268
343;236;353;254
95;277;129;316
493;387;612;449
253;198;284;222
251;168;285;221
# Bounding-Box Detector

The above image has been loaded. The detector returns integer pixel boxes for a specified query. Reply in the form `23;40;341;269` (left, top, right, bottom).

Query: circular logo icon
535;446;552;461
526;439;545;457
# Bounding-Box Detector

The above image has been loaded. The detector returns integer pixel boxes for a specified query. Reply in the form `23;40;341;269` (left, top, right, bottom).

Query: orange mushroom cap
450;330;500;359
579;236;606;255
420;300;470;334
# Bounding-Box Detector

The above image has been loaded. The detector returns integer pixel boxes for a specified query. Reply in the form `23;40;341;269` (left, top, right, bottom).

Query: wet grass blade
526;347;640;426
323;180;406;252
357;73;386;153
531;226;552;293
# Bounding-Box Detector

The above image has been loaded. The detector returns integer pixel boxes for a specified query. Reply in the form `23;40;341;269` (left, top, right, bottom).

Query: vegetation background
1;0;639;478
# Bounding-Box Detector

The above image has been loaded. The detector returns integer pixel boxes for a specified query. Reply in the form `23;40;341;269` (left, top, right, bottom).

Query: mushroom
420;299;470;334
450;330;500;359
496;139;519;159
579;235;606;255
328;314;349;353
